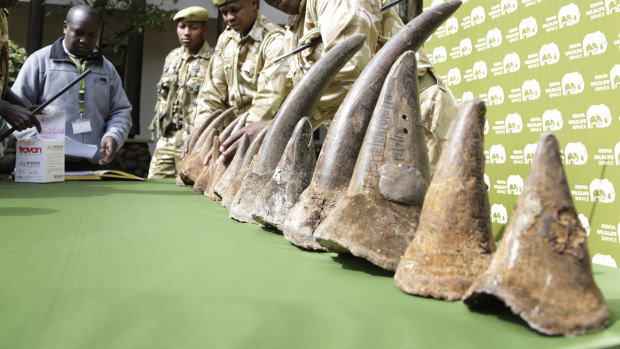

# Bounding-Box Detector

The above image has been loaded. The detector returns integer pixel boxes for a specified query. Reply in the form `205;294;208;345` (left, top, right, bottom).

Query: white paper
37;111;65;140
64;136;98;158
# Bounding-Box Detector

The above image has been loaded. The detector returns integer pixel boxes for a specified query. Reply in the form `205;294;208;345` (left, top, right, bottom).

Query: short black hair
66;5;102;25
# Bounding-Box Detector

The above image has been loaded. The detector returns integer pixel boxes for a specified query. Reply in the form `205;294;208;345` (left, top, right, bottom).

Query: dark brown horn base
315;194;420;271
252;118;316;229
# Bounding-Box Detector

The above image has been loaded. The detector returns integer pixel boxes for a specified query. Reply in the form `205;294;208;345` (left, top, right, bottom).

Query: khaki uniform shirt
151;40;212;141
195;13;290;125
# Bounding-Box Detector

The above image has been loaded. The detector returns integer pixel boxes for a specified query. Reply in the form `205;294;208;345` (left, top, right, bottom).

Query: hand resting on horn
206;119;272;166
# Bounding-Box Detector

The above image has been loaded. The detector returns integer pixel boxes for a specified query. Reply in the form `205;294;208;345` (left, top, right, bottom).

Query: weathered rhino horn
204;113;250;199
314;51;429;269
179;127;216;185
186;109;221;155
394;100;496;299
203;106;236;140
194;136;220;193
228;34;367;224
214;134;250;202
221;126;269;208
252;117;316;229
190;129;217;191
282;0;462;249
463;133;609;336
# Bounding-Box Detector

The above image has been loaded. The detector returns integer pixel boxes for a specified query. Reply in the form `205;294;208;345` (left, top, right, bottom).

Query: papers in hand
64;136;98;158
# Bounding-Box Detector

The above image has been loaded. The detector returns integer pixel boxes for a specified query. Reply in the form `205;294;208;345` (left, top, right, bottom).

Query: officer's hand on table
0;100;42;132
99;136;117;165
209;119;273;166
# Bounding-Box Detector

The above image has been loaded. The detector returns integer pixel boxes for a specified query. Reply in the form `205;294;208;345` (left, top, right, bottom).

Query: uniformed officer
148;6;212;178
190;0;290;162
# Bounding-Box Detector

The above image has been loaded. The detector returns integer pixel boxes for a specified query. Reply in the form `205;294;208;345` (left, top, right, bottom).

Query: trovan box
14;111;65;183
15;139;65;182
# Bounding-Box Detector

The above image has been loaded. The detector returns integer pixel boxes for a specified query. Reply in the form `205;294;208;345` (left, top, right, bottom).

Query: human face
218;0;258;36
0;0;18;9
64;14;100;58
263;0;301;15
177;21;207;55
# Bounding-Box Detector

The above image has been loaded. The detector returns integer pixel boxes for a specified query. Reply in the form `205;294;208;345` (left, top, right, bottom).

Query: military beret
212;0;236;6
173;6;209;22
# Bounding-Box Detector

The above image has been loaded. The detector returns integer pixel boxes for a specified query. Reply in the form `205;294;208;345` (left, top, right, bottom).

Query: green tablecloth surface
0;179;618;349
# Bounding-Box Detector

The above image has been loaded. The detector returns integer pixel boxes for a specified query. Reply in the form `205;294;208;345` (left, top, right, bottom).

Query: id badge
72;119;92;134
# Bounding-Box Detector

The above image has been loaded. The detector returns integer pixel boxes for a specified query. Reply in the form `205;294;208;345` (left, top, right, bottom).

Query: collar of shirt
181;40;211;60
61;39;99;59
227;11;266;43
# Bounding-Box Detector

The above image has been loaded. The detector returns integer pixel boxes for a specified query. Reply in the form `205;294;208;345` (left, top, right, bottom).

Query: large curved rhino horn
228;34;367;224
194;136;221;193
395;100;496;300
283;0;462;250
314;51;429;270
252;117;316;229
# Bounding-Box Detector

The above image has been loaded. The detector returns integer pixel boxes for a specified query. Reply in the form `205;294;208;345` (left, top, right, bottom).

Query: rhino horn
179;127;216;185
228;34;367;224
463;133;609;336
194;136;220;193
283;0;462;250
222;125;269;209
394;100;495;299
252;117;316;229
314;51;429;270
214;134;250;203
186;109;221;156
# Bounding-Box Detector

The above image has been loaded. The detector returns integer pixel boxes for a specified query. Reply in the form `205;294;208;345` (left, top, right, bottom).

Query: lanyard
68;56;88;117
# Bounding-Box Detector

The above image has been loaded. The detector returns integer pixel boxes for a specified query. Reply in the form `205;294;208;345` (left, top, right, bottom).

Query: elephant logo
484;118;489;135
564;142;588;165
611;65;620;89
539;42;560;66
590;178;616;203
606;0;619;15
503;52;520;73
491;204;508;224
486;28;502;49
432;46;447;64
519;17;538;39
490;144;506;164
524;143;538;164
558;3;580;28
614;141;620;165
592;254;617;268
460;38;472;56
473;60;487;80
461;91;474;104
484;173;490;192
488;85;504;106
562;72;584;96
471;6;486;26
578;214;590;237
587;104;612;129
501;0;517;15
507;175;524;195
448;68;461;86
542;109;563;131
583;31;608;57
505;113;523;134
446;17;459;35
522;79;541;101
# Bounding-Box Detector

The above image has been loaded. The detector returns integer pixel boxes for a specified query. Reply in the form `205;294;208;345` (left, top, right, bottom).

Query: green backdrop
424;0;620;268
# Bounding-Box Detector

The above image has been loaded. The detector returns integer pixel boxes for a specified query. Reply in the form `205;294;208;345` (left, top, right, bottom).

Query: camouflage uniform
194;12;290;125
0;10;10;149
283;0;457;173
148;41;211;178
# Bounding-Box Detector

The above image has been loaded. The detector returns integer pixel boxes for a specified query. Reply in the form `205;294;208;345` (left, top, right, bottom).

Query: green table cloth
1;179;619;349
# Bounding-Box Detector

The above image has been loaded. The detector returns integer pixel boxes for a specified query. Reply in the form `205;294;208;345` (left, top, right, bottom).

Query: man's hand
99;136;117;165
210;120;272;165
0;100;42;132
